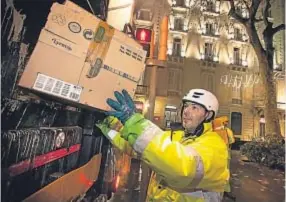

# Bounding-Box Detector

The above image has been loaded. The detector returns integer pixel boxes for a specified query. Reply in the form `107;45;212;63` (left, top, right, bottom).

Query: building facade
134;0;285;140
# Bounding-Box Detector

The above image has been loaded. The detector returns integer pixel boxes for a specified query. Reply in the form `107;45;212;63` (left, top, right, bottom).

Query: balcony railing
230;59;248;67
200;54;219;63
135;85;148;95
233;59;242;66
204;6;220;14
167;90;181;97
232;98;242;105
172;3;187;8
171;1;189;10
168;55;184;64
201;4;220;15
229;34;248;42
170;27;188;33
200;27;219;37
233;34;243;41
202;31;219;37
253;99;286;110
204;55;214;62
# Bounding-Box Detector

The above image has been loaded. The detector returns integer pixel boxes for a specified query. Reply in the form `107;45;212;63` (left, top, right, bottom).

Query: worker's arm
107;130;138;158
96;117;138;158
121;113;228;191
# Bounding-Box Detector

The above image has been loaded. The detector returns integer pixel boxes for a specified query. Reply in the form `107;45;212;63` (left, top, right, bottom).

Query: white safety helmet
182;89;219;119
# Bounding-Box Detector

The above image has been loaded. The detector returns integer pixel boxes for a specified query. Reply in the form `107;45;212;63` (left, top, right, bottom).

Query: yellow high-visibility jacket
214;127;235;147
104;114;229;201
226;128;235;145
212;116;235;147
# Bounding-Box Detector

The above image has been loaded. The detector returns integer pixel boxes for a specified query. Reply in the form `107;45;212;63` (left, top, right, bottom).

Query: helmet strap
204;111;215;122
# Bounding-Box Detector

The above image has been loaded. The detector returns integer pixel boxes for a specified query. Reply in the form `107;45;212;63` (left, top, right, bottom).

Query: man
213;116;236;200
213;116;235;147
97;89;229;201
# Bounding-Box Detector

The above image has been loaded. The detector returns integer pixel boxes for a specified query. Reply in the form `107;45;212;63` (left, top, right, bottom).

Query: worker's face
182;102;208;131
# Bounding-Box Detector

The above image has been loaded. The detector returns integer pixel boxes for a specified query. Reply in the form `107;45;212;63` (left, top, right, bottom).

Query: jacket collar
185;122;213;138
203;122;213;133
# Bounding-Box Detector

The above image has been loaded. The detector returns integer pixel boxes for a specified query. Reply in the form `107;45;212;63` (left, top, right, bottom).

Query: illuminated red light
136;28;152;43
140;30;146;41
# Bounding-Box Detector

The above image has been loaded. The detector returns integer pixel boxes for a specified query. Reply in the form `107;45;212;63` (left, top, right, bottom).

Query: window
259;115;265;137
204;43;213;60
206;1;215;11
168;69;180;91
174;18;184;30
205;23;214;35
173;38;181;56
231;112;242;135
236;7;243;16
165;106;178;128
234;28;242;40
232;85;242;104
176;0;185;6
137;10;151;21
233;48;240;65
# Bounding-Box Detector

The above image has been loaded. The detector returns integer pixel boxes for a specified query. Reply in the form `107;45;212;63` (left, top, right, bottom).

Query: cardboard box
18;1;146;111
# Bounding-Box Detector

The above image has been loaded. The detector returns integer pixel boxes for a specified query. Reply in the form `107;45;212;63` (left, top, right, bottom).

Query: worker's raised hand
106;90;135;124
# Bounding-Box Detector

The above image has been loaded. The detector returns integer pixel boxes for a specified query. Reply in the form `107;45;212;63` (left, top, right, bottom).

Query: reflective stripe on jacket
108;114;229;201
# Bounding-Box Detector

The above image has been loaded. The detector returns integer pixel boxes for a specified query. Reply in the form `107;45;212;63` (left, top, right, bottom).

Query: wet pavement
223;150;285;202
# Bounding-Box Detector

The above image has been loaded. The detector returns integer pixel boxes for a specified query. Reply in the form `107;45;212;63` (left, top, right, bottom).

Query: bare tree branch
263;0;271;27
249;0;261;21
272;24;286;35
228;0;248;24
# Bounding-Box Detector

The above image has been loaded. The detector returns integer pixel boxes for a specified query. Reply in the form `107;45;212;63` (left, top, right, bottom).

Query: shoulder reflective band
185;146;204;188
182;190;222;202
107;130;118;141
133;122;163;154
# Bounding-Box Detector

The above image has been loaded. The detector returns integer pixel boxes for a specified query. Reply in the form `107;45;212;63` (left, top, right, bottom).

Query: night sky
1;0;103;56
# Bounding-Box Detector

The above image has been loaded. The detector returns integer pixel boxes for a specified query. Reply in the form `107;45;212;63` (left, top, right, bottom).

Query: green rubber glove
121;113;150;146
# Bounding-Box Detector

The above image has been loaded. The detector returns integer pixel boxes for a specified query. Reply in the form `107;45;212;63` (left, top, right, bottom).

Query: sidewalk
224;150;285;202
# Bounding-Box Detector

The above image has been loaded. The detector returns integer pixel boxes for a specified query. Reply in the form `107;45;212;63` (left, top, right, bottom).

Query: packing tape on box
85;21;115;78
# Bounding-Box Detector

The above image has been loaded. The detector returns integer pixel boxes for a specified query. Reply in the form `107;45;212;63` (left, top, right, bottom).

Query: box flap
45;3;100;48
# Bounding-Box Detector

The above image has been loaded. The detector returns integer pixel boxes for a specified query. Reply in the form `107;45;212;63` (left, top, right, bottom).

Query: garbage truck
1;0;145;201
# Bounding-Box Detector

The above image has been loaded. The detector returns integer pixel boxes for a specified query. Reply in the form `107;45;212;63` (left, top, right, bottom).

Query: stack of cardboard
18;1;146;111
